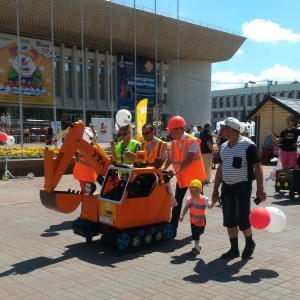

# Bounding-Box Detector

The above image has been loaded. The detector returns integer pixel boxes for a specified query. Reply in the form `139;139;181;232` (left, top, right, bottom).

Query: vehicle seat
127;173;158;198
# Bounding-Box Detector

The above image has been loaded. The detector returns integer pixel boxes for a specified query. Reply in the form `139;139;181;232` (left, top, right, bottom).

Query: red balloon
0;132;8;143
249;207;271;230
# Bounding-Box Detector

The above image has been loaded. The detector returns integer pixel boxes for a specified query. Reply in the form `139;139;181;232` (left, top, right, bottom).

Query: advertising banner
0;33;53;105
91;117;112;143
117;53;155;110
136;98;148;142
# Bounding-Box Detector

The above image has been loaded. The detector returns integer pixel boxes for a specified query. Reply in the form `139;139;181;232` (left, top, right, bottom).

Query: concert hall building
0;0;245;128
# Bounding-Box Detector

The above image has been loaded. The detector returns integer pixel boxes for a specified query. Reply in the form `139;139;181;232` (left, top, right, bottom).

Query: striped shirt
220;136;260;184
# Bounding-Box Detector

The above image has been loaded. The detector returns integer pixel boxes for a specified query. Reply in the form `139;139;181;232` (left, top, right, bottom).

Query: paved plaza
0;152;300;299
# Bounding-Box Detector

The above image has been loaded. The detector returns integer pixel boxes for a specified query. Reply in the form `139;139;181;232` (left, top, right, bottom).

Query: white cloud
242;19;300;43
236;49;244;55
212;64;300;90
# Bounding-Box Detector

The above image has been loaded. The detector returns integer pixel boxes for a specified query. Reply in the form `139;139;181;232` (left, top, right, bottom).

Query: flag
136;98;148;142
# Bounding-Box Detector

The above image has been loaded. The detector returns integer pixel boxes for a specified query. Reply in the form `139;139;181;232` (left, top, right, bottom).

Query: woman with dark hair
270;115;300;169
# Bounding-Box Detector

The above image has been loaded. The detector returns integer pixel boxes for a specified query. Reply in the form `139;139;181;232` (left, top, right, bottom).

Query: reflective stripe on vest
77;157;92;167
141;138;165;163
170;136;201;167
188;196;206;226
169;136;206;187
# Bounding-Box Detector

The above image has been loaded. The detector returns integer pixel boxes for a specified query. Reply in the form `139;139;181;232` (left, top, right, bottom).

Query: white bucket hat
222;117;245;133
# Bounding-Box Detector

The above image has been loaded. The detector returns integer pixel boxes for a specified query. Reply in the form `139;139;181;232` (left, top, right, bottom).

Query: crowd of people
72;115;270;259
63;114;300;258
0;112;11;132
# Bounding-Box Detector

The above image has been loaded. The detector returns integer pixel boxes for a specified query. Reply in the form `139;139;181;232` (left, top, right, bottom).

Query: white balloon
5;135;15;145
116;109;132;127
265;207;287;233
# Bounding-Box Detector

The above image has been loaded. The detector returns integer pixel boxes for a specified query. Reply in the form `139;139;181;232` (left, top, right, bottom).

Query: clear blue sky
112;0;300;90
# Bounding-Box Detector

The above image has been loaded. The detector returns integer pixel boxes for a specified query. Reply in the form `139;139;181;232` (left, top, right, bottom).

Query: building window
88;65;95;100
288;91;294;98
213;112;217;118
255;95;260;105
76;64;83;99
98;66;104;100
163;93;167;105
248;95;252;106
233;96;237;107
219;112;224;118
297;91;300;99
65;62;72;98
163;70;168;88
226;112;231;117
240;96;245;107
233;111;238;118
219;97;223;108
213;98;217;108
226;97;230;107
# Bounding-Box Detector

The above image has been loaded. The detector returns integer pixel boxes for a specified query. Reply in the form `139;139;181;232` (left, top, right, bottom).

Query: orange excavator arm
44;121;112;192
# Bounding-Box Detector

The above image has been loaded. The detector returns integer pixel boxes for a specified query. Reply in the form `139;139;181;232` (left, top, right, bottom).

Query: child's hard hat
189;179;202;191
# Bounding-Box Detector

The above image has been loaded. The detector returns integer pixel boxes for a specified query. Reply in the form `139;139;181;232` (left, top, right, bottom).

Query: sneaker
220;249;240;259
242;241;256;259
190;247;201;256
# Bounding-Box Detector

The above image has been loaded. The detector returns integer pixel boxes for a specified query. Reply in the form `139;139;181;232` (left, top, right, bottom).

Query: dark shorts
191;222;205;240
221;181;252;231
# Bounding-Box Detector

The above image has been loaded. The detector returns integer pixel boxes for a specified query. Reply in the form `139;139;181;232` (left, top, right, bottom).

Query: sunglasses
142;131;153;136
117;132;128;137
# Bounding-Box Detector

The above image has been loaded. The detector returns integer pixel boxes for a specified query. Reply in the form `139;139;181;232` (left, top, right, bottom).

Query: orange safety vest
169;135;206;188
141;138;166;164
187;195;206;226
73;156;97;182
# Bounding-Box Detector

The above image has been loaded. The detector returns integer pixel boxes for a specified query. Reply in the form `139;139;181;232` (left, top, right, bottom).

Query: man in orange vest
140;124;168;166
163;116;207;236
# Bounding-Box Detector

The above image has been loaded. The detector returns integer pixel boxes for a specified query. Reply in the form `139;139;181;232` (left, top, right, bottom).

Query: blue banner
117;53;156;109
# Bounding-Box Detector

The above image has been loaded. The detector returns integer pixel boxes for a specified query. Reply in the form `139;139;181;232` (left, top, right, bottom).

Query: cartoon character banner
117;53;156;110
0;33;53;105
91;117;112;143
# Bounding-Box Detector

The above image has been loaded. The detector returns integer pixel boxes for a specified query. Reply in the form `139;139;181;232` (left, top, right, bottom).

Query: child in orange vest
73;150;97;193
180;179;214;255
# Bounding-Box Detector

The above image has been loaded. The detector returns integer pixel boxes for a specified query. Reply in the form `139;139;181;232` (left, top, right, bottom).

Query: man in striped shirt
211;117;266;260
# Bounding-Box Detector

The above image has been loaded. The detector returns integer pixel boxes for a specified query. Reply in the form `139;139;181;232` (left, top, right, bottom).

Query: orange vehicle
40;121;174;251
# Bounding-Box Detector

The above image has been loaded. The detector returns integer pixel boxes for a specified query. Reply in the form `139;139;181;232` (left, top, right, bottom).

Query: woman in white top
5;113;11;131
0;113;5;129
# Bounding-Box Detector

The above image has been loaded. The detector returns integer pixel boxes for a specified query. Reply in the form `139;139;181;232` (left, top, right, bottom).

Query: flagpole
154;0;158;135
50;0;57;146
109;0;114;139
134;0;137;139
16;0;23;147
80;0;86;125
176;0;179;115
